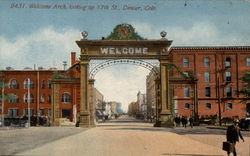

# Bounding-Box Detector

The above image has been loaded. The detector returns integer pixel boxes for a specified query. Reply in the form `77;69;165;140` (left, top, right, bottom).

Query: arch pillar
159;59;174;127
88;79;96;126
79;60;91;127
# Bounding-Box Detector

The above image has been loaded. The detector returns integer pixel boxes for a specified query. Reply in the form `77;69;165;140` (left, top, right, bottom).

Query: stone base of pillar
52;118;60;126
79;112;95;127
159;113;174;127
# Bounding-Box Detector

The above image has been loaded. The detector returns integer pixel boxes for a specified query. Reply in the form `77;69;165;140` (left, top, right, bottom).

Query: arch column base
79;111;95;128
159;112;174;127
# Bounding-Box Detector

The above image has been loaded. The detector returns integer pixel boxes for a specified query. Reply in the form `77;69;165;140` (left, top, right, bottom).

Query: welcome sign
100;47;148;55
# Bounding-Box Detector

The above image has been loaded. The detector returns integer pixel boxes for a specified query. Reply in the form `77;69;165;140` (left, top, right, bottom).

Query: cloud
0;27;81;70
132;22;249;46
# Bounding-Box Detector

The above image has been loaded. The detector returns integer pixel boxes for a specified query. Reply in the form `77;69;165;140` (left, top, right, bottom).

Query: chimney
71;52;76;66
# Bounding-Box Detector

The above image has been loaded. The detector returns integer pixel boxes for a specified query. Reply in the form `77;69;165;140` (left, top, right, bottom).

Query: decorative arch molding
89;59;159;79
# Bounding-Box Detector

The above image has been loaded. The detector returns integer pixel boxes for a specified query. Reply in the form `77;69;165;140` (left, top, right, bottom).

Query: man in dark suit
226;119;245;156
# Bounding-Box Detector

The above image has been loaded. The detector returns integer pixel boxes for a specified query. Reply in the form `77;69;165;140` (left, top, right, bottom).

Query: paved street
1;116;249;156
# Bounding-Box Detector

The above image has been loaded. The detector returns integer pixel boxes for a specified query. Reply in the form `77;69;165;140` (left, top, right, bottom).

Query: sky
0;0;250;112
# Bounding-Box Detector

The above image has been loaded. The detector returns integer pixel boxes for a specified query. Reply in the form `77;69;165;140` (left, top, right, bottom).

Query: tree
237;70;250;102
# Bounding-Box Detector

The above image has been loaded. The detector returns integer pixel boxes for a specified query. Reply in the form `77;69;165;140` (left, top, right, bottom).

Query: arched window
8;94;19;103
23;78;34;89
9;79;19;89
62;93;71;103
225;57;231;67
23;93;34;103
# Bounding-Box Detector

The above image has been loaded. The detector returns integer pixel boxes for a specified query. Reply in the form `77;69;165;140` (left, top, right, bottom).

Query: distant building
146;68;159;121
136;91;147;119
128;102;137;117
93;88;104;120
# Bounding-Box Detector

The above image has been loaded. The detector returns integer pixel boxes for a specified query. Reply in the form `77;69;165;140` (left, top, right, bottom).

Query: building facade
0;52;83;123
136;91;147;119
128;102;137;117
167;46;250;119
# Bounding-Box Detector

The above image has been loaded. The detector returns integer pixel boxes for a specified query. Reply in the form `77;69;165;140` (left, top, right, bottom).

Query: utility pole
217;77;222;126
28;78;31;127
1;79;4;126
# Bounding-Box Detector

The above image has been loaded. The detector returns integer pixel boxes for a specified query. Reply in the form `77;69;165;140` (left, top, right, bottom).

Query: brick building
168;46;250;119
0;52;82;122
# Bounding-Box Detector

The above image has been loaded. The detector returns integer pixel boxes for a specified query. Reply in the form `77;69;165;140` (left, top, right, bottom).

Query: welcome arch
73;24;173;127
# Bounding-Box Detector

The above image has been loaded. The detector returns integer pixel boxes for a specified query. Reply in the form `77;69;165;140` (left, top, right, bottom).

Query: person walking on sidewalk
189;117;194;128
226;119;244;156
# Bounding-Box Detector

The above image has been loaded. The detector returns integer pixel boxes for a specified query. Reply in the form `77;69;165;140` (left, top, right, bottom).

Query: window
226;86;232;97
62;93;71;103
40;94;45;103
183;58;189;67
24;108;33;116
8;79;19;89
8;94;19;103
23;78;34;89
204;72;210;82
226;103;233;109
39;109;45;116
23;93;34;103
8;108;18;117
184;103;190;109
225;71;231;82
206;103;211;109
0;95;2;104
48;94;51;103
184;88;189;97
48;80;51;89
247;58;250;66
204;57;210;67
205;103;211;109
205;87;211;97
225;57;231;67
41;80;45;88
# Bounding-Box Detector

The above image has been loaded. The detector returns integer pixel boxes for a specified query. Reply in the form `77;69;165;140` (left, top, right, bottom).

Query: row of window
204;71;231;82
184;103;234;109
182;57;250;67
8;79;52;89
7;108;52;117
5;93;71;103
183;86;233;97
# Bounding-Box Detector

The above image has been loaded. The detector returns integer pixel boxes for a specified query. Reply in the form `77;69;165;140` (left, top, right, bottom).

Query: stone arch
89;59;159;79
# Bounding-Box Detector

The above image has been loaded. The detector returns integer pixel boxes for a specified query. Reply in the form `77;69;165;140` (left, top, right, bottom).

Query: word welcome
100;47;148;55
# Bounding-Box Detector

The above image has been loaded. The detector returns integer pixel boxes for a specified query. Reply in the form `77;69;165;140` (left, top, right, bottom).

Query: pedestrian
189;117;194;128
181;116;187;128
226;119;244;156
